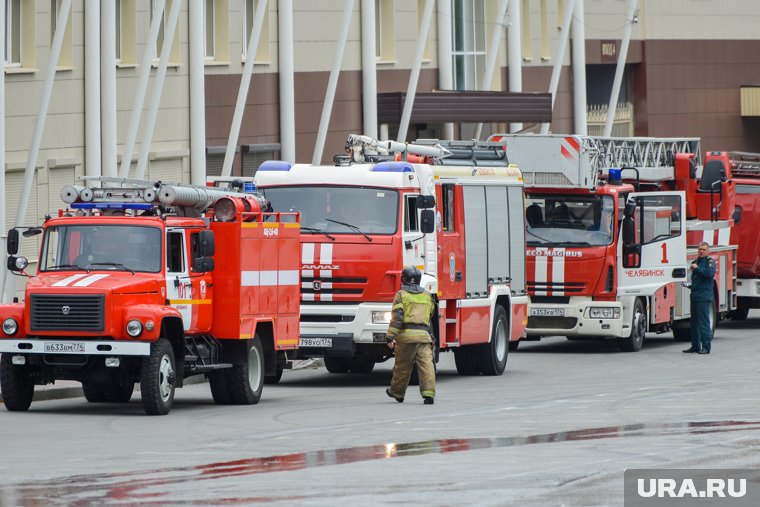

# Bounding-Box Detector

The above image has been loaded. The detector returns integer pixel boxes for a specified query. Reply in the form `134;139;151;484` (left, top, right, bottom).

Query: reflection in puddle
3;420;759;505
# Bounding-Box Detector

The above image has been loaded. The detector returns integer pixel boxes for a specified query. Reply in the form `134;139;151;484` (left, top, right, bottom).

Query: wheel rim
494;319;507;361
633;307;645;346
248;345;263;392
158;354;174;401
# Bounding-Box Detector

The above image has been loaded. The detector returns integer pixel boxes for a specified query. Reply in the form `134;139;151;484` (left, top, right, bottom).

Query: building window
376;0;395;61
451;0;485;90
5;0;21;66
115;0;122;61
151;0;180;64
117;0;136;65
521;0;532;61
204;0;215;58
50;0;73;67
242;0;270;62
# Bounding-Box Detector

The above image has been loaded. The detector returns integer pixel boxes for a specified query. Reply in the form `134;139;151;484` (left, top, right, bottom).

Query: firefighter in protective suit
385;266;436;404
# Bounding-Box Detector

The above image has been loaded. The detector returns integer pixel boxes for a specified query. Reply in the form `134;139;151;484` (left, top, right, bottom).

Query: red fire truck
254;136;528;376
489;134;736;351
721;152;760;320
0;177;300;414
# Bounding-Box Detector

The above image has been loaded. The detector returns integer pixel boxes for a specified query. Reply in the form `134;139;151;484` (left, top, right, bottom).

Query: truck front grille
30;294;105;332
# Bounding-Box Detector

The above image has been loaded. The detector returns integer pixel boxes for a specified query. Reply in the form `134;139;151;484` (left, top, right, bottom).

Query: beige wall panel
6;171;41;258
40;116;84;152
638;0;760;40
48;167;77;215
148;158;185;183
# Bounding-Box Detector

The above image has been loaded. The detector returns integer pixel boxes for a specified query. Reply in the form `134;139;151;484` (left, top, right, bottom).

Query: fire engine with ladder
0;177;300;414
489;134;737;351
254;135;528;376
723;151;760;320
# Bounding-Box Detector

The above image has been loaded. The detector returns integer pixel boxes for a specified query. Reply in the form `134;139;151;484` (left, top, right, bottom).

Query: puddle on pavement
4;420;760;505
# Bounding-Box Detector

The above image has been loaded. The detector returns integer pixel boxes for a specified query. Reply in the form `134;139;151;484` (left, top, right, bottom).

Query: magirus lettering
637;478;746;498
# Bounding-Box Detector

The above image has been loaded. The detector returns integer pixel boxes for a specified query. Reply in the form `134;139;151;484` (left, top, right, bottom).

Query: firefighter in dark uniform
385;266;436;404
684;242;716;354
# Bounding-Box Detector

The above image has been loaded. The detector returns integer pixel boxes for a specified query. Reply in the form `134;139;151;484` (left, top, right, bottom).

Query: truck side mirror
198;230;215;257
193;257;215;273
622;217;635;245
622;244;641;268
417;195;436;209
7;229;19;255
623;199;637;218
420;209;435;234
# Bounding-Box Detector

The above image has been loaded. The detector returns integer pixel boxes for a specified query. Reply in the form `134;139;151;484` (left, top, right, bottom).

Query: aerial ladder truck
489;134;737;351
0;177;300;414
255;135;528;377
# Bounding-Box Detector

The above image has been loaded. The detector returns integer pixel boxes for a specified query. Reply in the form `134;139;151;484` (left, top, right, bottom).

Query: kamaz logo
61;305;70;316
301;264;340;270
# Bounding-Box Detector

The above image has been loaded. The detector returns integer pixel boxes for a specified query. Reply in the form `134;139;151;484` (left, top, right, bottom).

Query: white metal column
507;0;522;133
540;0;576;134
437;0;454;140
101;0;117;177
474;0;509;140
119;0;165;179
4;0;72;299
572;0;587;135
189;0;206;184
279;0;296;162
84;0;101;178
603;0;638;137
0;1;6;300
397;0;434;143
361;0;378;139
135;0;182;180
312;0;355;165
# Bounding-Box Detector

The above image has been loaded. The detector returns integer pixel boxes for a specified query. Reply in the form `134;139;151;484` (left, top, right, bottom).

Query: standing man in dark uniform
684;242;716;354
385;266;436;404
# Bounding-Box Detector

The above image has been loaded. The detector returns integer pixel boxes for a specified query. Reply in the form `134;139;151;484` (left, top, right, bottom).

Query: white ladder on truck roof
492;134;701;190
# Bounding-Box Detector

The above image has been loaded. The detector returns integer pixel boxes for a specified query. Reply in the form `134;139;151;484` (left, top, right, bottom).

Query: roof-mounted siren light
608;168;623;186
257;161;293;172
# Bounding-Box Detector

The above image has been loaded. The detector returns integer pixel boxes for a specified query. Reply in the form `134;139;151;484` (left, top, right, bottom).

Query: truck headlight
126;319;143;337
589;307;621;319
372;311;392;324
2;318;18;336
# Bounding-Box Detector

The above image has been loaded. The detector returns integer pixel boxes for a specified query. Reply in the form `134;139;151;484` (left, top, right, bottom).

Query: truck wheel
324;357;350;373
264;367;284;385
140;338;176;415
454;347;479;375
478;305;509;375
229;336;264;405
82;381;106;403
728;306;749;321
104;381;134;403
349;359;375;374
672;325;691;342
508;340;520;351
619;299;646;352
209;370;232;404
0;354;34;411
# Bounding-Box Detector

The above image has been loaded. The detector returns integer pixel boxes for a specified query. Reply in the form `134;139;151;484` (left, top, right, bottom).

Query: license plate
299;337;332;348
530;308;565;317
44;342;85;353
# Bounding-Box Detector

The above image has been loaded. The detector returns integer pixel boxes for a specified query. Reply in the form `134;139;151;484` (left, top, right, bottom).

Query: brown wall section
642;40;760;152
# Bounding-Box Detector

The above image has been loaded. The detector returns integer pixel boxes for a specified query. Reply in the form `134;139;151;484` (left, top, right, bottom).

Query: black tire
82;381;106;403
478;306;510;375
508;340;520;351
104;381;134;403
672;325;691;342
0;354;34;412
209;369;233;404
324;357;350;373
140;338;176;415
264;366;284;385
728;306;750;321
454;346;479;375
619;299;646;352
229;336;265;405
349;359;375;374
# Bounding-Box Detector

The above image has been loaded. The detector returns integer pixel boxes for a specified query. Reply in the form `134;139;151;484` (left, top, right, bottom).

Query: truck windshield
525;194;615;247
263;185;399;235
40;225;162;273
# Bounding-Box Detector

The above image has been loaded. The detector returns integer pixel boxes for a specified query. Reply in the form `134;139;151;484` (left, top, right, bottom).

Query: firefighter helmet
401;265;422;285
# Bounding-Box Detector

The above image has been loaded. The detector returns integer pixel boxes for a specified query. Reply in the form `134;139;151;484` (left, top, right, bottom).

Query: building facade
3;0;760;295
